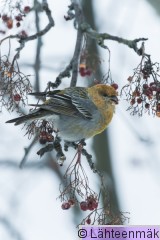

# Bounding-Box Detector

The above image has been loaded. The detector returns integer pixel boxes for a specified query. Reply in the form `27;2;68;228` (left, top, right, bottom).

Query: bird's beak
109;95;119;104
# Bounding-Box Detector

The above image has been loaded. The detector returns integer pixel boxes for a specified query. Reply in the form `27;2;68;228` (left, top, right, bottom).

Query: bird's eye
102;93;108;97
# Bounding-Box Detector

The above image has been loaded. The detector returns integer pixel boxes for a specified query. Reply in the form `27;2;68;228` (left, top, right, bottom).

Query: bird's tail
6;109;49;125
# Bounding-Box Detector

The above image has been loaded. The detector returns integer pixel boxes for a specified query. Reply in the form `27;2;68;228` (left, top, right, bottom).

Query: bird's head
89;84;119;108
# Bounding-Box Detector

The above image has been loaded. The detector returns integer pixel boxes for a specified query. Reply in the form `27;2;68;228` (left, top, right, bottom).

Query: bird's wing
33;88;96;119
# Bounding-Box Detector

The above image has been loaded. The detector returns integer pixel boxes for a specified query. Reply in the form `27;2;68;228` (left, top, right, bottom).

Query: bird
6;84;118;142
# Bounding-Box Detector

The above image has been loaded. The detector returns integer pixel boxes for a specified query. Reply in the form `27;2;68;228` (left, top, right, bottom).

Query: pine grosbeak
6;84;118;142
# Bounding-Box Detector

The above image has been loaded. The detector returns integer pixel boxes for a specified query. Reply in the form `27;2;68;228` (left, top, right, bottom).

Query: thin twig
19;135;38;168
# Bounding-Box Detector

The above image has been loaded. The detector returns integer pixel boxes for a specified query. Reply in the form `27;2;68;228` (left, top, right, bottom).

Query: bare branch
19;135;38;168
70;3;84;87
0;0;55;63
80;22;148;53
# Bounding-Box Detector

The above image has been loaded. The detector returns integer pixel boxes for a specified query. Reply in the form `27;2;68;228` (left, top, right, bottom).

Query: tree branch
0;0;55;63
70;3;84;87
80;22;148;53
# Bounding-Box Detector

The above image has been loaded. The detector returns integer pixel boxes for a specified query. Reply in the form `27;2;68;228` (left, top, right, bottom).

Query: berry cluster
39;131;54;144
80;195;98;211
0;4;30;34
111;83;118;90
121;56;160;116
25;120;55;141
79;205;129;226
37;120;54;144
61;199;75;210
79;63;92;77
0;55;32;112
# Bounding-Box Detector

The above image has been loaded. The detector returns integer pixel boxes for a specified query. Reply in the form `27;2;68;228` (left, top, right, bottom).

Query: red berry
15;15;23;21
143;84;148;89
16;22;21;28
7;19;13;29
156;111;160;117
39;138;47;144
46;134;54;142
24;6;31;13
87;196;98;211
86;218;91;224
61;202;70;210
87;200;98;211
130;98;135;105
111;83;118;90
19;30;28;37
68;199;75;206
2;14;9;22
86;69;92;76
127;76;133;82
157;87;160;93
13;94;21;101
40;131;47;136
149;82;155;87
137;98;142;104
80;201;88;211
156;103;160;112
150;86;157;91
80;71;86;77
145;103;150;109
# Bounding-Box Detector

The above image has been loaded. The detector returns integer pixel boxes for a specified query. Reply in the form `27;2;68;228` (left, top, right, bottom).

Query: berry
133;90;140;97
150;86;157;91
143;89;152;97
16;22;21;28
87;196;98;211
80;201;88;211
2;14;9;22
127;76;133;82
130;98;135;105
86;69;92;76
68;199;75;206
19;30;28;38
157;87;160;93
156;103;160;112
111;83;118;90
7;19;13;29
61;202;70;210
87;200;98;211
145;103;150;109
15;15;23;21
13;94;21;101
39;138;47;144
143;84;148;89
46;134;54;142
149;82;155;87
156;111;160;117
80;71;86;77
24;6;31;13
86;218;91;224
137;98;142;104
